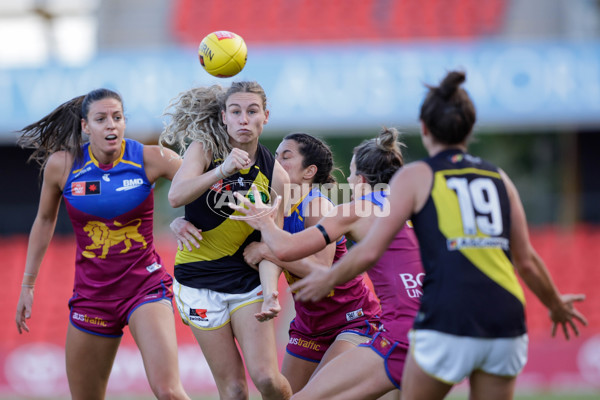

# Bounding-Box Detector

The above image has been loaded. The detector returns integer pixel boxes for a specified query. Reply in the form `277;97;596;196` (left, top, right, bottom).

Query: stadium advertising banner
2;233;600;397
0;40;599;144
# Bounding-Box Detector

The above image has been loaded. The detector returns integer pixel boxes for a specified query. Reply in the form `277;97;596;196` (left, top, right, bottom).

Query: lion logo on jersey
82;219;147;259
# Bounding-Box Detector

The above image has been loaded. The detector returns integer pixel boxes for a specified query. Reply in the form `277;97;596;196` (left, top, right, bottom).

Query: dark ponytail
353;127;405;186
17;95;85;170
419;70;476;145
18;88;123;172
283;133;337;185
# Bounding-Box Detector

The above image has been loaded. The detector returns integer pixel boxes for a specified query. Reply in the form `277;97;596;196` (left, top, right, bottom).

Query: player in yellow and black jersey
290;71;587;400
159;81;292;400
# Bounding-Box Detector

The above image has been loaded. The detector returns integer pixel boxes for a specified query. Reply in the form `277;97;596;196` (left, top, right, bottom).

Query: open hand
16;288;34;334
229;185;280;231
550;293;587;340
288;268;334;303
255;291;281;322
170;217;202;251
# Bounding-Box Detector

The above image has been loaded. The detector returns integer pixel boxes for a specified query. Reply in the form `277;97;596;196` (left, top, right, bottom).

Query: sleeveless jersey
174;144;275;294
360;191;423;343
63;139;167;300
411;149;526;338
284;187;381;335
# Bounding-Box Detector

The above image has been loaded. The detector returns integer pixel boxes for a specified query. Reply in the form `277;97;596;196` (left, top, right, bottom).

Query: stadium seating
171;0;508;44
3;224;598;346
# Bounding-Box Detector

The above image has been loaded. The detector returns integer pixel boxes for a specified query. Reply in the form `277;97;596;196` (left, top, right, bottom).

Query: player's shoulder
46;150;73;171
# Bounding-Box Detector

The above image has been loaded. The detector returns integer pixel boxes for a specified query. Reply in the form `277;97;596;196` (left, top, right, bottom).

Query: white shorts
409;329;528;384
173;278;263;330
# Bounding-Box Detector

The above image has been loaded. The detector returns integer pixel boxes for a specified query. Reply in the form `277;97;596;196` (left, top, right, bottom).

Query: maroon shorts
359;331;409;389
68;277;173;337
286;319;381;363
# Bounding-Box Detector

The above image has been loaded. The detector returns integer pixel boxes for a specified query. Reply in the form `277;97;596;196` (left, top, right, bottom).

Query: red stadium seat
171;0;508;44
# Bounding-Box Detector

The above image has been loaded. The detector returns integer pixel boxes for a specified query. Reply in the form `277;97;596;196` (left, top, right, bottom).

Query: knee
253;373;278;394
151;382;187;400
253;372;289;398
219;380;248;400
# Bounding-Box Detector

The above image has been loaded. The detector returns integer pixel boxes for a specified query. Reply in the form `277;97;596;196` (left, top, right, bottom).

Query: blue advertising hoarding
1;40;599;143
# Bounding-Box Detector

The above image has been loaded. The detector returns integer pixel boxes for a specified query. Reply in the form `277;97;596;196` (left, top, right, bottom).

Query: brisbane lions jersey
63;139;167;300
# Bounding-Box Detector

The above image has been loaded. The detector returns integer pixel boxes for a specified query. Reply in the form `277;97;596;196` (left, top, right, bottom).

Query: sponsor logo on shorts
189;308;208;321
288;337;321;351
72;312;108;327
346;308;364;322
379;336;391;348
146;262;162;273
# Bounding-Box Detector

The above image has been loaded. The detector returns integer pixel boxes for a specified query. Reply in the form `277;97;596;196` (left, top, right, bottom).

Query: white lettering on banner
577;334;600;385
109;345;216;392
177;344;217;388
108;346;147;391
2;42;600;141
3;343;217;396
5;343;68;396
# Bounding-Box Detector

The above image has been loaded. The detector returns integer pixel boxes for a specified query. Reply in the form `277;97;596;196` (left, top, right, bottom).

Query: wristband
21;284;34;288
315;224;332;245
215;165;226;180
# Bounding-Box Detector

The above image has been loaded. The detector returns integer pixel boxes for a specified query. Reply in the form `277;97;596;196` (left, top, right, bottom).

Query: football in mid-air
198;31;247;78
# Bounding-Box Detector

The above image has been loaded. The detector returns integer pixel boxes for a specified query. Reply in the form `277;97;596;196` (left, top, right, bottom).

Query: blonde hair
160;81;269;159
160;85;230;158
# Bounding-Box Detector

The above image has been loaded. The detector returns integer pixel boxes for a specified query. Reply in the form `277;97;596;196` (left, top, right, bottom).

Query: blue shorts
359;331;409;389
68;277;173;337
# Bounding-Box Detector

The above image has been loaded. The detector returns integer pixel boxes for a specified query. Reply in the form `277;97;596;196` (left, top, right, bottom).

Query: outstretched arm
502;170;587;339
289;164;422;302
16;152;66;333
253;160;290;321
231;186;360;261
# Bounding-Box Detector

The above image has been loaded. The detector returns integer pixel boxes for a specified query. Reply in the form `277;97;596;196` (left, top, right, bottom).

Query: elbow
273;248;292;262
353;244;382;268
168;192;184;208
363;251;380;267
512;250;538;278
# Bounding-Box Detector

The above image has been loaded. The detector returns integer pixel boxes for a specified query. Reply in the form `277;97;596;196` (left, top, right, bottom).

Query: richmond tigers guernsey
63;139;167;300
411;149;526;338
175;143;275;294
284;187;381;335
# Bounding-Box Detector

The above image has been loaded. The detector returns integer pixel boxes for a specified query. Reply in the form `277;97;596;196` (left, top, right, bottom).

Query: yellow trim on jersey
120;159;142;168
175;170;272;265
287;191;310;219
431;169;525;305
72;160;94;174
86;140;140;168
438;167;502;180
